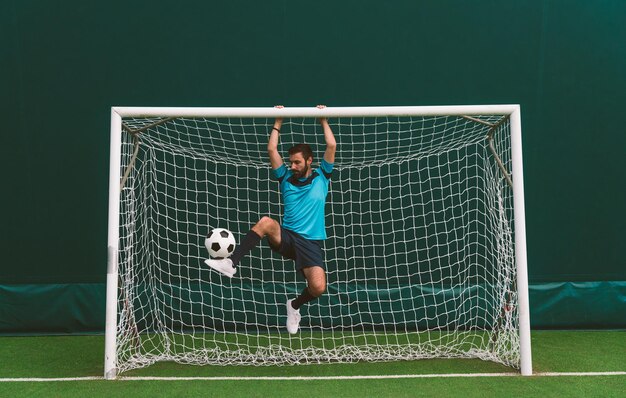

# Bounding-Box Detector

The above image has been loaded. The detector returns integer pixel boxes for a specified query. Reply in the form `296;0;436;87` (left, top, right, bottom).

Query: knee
308;283;326;298
258;216;274;224
254;216;276;234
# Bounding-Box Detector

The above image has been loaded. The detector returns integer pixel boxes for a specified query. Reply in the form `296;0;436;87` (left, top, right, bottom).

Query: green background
1;0;625;332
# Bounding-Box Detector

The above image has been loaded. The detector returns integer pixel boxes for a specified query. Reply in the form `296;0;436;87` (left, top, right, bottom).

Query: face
289;152;313;178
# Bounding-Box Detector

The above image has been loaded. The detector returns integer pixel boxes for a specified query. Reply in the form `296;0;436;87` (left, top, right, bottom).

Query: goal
104;105;532;378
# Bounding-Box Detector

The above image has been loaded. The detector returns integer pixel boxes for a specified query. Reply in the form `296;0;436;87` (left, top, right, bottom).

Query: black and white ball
205;228;236;259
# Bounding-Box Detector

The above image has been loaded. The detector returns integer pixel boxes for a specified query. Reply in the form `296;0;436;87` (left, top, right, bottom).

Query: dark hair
288;144;313;160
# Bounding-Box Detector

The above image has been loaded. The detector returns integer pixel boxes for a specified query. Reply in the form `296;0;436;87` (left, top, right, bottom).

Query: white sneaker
204;258;236;278
286;299;301;334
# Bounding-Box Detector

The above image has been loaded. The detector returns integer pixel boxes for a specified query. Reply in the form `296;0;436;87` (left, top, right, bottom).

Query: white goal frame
105;105;532;378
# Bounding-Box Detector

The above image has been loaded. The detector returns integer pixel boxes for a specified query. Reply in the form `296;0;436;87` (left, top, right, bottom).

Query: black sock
291;287;317;310
230;230;262;267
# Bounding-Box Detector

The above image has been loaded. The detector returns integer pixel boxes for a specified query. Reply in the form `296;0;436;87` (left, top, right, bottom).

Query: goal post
509;108;532;376
105;105;532;379
104;109;122;380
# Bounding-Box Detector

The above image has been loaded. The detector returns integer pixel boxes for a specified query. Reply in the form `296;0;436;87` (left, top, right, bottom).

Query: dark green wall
1;0;625;331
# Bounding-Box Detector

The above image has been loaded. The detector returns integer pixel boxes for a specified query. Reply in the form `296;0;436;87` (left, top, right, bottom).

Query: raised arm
317;105;336;164
268;113;283;170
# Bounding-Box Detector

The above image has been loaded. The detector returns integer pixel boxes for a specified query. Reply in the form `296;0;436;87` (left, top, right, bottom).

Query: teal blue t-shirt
272;159;333;240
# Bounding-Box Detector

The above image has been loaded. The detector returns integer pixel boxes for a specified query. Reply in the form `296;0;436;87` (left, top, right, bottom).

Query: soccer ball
205;228;236;259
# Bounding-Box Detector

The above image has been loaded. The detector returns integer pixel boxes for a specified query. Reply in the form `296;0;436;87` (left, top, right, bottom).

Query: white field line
0;372;624;382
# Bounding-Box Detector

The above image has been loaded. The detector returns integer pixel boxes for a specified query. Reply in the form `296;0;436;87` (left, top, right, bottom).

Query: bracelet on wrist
272;127;280;133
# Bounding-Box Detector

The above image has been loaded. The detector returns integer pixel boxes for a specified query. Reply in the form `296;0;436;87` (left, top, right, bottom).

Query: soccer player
205;105;336;334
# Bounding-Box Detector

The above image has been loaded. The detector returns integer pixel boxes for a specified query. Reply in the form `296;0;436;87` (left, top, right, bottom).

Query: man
205;105;337;334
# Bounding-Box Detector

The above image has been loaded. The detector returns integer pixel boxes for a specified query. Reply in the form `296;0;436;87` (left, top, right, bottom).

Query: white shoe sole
204;259;236;278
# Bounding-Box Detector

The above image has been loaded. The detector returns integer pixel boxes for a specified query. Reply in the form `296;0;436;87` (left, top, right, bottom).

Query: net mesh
115;113;519;373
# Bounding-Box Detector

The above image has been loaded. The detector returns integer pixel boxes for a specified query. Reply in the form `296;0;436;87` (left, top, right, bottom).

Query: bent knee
255;216;278;233
308;283;326;298
259;216;277;227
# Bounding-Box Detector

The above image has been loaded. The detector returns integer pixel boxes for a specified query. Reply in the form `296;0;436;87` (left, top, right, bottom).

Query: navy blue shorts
269;226;325;273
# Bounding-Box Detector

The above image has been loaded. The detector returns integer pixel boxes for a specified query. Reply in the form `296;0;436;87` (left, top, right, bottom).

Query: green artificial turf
0;331;624;397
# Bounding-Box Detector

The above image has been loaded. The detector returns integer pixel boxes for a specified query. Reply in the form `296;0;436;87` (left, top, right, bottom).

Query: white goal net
105;106;531;377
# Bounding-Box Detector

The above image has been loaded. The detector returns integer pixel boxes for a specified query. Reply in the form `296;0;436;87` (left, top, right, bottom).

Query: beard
293;163;310;179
